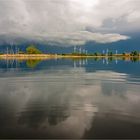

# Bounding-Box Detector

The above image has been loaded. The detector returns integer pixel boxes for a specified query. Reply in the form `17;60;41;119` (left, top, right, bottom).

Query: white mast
74;46;76;53
116;50;118;55
79;48;82;54
106;48;109;56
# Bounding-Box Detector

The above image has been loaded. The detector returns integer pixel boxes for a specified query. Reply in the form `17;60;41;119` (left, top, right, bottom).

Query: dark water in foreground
0;58;140;139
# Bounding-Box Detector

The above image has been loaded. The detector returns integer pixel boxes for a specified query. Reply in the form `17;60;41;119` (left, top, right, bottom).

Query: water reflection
1;57;140;70
26;59;42;68
0;59;140;138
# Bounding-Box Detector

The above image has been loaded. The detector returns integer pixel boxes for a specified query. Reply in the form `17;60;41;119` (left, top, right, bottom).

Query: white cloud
39;31;129;46
0;0;139;46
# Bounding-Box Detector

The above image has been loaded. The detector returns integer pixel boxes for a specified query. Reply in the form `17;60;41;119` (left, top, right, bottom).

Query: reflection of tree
108;57;113;62
26;60;42;68
131;57;139;63
94;57;100;61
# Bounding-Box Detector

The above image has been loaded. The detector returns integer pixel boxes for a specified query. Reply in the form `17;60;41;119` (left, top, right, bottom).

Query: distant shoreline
0;54;140;60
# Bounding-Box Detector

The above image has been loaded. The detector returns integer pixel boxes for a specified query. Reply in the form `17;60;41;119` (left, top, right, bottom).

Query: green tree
94;52;98;56
130;51;139;56
26;45;42;54
133;51;139;56
108;52;113;56
122;52;126;56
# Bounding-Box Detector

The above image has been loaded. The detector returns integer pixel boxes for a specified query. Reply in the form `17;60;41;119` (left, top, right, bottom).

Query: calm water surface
0;58;140;139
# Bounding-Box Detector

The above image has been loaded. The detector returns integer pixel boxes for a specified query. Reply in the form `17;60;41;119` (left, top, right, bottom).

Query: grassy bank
1;45;140;60
0;54;140;60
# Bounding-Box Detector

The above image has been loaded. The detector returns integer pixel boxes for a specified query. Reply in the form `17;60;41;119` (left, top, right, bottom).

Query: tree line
1;44;140;56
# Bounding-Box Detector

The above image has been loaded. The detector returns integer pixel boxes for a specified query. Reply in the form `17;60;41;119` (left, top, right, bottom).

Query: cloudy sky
0;0;140;46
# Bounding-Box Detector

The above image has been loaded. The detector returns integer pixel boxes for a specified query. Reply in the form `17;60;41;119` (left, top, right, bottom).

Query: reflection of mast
82;59;85;65
79;59;82;67
85;59;88;65
74;60;76;68
106;57;109;65
103;58;105;64
15;59;18;69
115;58;118;64
6;59;9;69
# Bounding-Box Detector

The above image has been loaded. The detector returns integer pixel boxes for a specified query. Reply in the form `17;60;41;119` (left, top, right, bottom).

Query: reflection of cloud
85;70;127;82
83;110;140;139
0;67;140;138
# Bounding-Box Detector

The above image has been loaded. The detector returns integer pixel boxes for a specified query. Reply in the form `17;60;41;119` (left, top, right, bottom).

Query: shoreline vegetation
0;45;140;61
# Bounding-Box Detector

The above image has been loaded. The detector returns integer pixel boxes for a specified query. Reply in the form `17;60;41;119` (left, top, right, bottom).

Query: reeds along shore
0;54;55;60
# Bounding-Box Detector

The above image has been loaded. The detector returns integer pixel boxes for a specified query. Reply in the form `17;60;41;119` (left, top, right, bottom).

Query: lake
0;58;140;139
